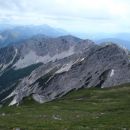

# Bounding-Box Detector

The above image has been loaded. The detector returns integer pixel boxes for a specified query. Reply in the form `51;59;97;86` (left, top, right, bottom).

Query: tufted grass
0;84;130;130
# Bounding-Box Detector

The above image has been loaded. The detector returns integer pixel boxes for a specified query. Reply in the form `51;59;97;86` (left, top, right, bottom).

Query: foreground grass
0;85;130;130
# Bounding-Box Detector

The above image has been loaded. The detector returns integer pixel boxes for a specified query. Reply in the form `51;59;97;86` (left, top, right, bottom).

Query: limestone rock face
0;35;95;103
6;44;130;105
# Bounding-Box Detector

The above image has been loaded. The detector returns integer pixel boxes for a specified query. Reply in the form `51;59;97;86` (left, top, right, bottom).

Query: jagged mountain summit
0;35;130;106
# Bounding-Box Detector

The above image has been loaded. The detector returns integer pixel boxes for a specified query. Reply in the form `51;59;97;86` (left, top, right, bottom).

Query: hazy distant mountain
97;38;130;50
115;33;130;41
76;32;130;49
0;24;16;32
0;24;68;48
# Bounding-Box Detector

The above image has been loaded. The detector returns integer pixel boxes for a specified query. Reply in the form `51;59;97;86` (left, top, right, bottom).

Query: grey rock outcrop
0;35;94;103
6;43;130;105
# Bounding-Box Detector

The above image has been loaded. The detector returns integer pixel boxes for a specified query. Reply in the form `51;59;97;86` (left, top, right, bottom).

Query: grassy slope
0;85;130;130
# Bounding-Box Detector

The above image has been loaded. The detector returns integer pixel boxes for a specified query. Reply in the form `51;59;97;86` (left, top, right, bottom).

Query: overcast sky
0;0;130;33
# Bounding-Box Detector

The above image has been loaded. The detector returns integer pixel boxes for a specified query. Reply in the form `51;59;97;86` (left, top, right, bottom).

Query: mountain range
74;32;130;50
97;38;130;50
0;24;130;50
0;24;67;48
0;33;130;106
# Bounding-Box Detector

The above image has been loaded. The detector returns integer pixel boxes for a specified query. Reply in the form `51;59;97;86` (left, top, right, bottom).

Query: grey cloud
0;0;130;33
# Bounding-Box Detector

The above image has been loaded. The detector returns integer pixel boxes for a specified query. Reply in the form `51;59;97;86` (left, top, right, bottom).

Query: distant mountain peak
0;24;68;48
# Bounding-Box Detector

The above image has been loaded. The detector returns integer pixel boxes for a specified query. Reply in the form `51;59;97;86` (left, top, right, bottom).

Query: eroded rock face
6;44;130;105
13;35;94;69
0;35;95;104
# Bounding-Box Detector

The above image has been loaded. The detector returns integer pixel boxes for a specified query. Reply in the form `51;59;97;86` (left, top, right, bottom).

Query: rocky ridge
3;43;130;105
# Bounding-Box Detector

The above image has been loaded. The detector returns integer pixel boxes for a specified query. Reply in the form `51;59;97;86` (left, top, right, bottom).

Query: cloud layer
0;0;130;33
